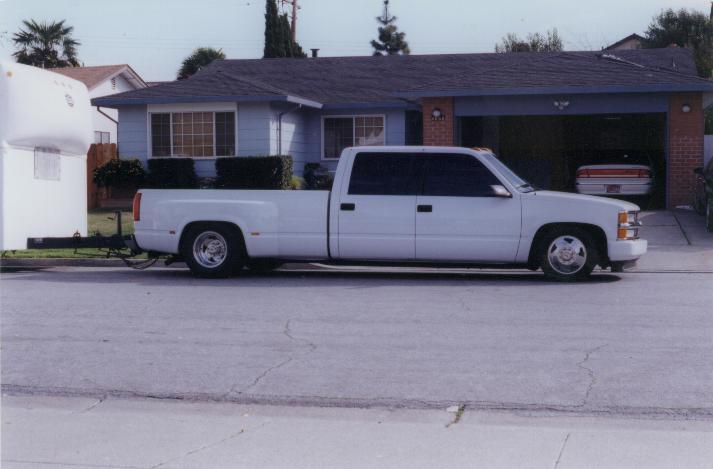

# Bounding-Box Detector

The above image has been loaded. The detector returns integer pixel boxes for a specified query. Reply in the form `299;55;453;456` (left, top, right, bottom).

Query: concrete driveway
636;210;713;272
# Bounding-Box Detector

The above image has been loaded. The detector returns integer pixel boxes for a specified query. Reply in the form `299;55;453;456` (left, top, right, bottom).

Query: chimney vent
311;48;320;58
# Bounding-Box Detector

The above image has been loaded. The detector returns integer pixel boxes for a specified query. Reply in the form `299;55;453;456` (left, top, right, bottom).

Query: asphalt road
2;266;712;419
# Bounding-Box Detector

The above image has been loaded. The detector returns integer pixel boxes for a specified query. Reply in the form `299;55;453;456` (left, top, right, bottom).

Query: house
605;34;645;51
92;48;713;208
53;64;147;144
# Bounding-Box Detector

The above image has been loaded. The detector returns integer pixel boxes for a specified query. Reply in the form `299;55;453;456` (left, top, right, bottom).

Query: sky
0;0;709;81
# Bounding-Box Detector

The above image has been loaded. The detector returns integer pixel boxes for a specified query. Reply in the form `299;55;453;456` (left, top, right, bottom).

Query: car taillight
577;168;651;178
133;192;142;222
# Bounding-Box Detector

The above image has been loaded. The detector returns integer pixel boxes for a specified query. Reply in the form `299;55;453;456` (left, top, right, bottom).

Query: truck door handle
417;205;433;213
341;203;355;211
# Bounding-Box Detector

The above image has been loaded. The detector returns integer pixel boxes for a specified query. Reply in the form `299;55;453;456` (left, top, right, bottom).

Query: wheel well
527;223;609;268
179;221;246;255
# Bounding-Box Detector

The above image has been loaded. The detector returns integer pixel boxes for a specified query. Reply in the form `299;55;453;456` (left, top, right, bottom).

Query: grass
2;209;136;259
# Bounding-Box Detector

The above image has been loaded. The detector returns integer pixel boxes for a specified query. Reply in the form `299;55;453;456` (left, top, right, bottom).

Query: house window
94;131;110;144
323;115;385;159
150;111;236;158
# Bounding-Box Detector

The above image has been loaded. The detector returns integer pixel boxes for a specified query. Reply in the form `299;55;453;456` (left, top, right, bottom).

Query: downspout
277;104;302;155
96;106;118;125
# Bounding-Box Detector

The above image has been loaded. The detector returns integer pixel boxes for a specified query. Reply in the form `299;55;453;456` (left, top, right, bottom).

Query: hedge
215;156;293;190
93;158;145;188
145;158;199;189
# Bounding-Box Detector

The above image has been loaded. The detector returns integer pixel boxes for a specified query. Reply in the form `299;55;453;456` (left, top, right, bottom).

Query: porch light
553;100;570;111
431;108;445;121
682;104;692;113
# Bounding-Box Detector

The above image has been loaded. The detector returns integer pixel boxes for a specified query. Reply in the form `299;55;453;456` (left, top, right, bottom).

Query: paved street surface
2;265;712;467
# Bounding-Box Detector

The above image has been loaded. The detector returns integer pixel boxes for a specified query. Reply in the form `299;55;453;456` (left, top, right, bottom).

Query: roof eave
92;94;323;109
394;83;713;99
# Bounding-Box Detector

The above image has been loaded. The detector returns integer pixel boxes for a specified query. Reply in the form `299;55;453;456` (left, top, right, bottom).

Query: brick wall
668;93;704;208
422;97;455;146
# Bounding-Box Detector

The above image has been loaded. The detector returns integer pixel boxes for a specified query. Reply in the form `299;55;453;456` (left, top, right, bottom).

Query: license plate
606;185;621;194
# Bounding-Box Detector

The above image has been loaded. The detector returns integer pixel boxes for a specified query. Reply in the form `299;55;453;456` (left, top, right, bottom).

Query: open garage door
460;113;667;208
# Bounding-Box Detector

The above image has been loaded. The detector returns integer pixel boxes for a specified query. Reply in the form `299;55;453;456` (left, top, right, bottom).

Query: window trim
146;103;238;160
321;114;386;161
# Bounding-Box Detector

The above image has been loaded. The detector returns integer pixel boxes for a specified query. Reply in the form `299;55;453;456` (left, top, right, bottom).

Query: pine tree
371;0;410;56
263;0;306;58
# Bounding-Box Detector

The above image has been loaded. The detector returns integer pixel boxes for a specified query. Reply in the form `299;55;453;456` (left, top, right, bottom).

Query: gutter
277;104;302;155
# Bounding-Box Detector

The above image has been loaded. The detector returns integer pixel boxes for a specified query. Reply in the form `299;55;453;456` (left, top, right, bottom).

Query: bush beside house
145;159;199;189
215;156;293;190
92;158;146;200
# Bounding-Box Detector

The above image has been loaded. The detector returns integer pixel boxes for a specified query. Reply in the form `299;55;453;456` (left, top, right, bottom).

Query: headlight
617;211;640;240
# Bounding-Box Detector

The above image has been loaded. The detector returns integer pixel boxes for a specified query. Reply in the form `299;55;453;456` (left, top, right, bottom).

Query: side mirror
491;185;513;198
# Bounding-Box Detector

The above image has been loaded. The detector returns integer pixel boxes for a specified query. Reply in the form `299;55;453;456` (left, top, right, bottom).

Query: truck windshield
481;153;535;193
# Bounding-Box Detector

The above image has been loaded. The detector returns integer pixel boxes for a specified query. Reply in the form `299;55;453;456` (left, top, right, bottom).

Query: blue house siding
269;103;310;175
117;105;148;160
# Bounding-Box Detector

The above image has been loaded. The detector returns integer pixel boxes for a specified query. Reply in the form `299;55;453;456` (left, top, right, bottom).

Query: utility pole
282;0;299;43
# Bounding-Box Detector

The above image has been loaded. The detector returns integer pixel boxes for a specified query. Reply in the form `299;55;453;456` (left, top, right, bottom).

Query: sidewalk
2;395;712;469
635;210;713;272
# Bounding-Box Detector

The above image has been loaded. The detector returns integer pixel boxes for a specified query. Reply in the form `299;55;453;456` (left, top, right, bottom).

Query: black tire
180;223;245;278
706;198;713;233
246;259;283;272
539;227;599;282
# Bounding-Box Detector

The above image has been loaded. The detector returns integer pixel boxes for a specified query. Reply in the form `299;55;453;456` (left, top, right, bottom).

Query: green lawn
2;209;136;259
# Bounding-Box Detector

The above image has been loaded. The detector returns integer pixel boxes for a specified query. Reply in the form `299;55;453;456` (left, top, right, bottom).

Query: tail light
133;192;142;222
577;168;651;178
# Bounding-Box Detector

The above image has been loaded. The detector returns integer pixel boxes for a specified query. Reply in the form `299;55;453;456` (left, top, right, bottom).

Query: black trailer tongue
26;211;159;269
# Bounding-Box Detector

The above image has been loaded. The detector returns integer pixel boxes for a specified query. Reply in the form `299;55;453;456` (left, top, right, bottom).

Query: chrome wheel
547;235;588;275
192;231;228;268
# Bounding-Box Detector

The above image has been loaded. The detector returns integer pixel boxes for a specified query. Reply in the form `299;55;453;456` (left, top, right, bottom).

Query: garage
401;49;713;209
458;113;667;208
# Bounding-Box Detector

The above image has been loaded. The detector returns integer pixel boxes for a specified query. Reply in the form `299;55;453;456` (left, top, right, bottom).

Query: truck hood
532;190;641;212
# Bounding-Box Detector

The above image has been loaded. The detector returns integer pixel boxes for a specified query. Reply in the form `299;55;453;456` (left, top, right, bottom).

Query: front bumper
607;238;648;262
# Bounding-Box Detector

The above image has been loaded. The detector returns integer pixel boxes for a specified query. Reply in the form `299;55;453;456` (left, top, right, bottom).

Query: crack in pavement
225;318;318;398
149;428;250;468
576;344;607;408
74;395;106;414
552;432;570;469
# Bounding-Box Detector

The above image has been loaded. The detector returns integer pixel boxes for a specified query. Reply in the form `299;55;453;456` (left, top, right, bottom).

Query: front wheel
181;224;245;278
539;228;598;282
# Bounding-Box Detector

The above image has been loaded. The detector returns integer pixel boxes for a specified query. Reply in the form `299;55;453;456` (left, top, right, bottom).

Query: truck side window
423;154;502;197
348;153;422;196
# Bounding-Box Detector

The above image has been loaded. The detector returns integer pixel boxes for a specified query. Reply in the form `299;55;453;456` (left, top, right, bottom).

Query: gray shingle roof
93;48;711;108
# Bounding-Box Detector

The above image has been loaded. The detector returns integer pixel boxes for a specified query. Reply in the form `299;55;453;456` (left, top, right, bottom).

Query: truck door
336;152;420;260
415;154;521;262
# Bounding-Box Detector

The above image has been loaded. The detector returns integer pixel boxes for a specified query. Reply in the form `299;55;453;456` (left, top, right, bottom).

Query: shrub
145;158;199;189
304;163;333;190
215;156;293;190
290;176;305;190
93;158;145;188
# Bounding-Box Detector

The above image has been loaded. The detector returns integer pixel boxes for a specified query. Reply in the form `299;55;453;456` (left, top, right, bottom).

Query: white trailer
0;61;92;251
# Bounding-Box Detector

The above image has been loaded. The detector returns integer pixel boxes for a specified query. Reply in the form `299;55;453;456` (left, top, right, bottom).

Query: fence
86;143;117;209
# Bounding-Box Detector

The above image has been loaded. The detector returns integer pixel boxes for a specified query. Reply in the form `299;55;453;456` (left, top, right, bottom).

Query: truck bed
135;189;331;259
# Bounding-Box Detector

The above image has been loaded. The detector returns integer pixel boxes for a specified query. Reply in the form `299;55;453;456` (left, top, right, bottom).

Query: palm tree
12;19;81;68
177;47;226;80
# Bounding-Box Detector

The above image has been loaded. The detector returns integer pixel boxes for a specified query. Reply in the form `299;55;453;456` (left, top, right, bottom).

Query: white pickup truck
132;147;647;281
